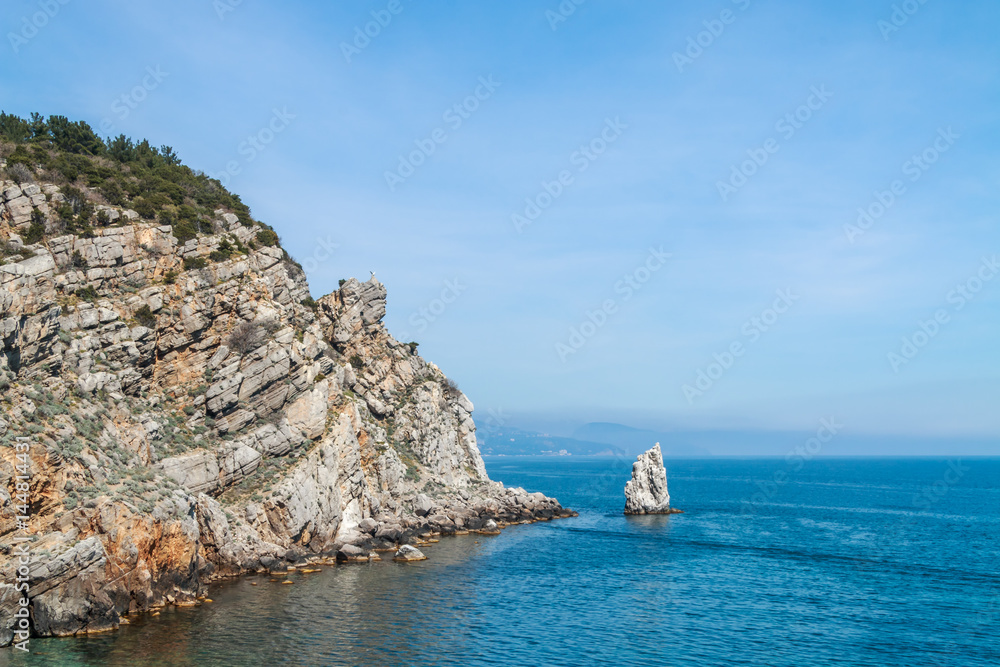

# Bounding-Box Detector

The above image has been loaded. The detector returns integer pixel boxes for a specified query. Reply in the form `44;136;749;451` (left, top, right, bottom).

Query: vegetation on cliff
0;111;277;250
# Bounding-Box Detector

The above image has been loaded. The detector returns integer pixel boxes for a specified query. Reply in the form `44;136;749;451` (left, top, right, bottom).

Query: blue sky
2;0;998;442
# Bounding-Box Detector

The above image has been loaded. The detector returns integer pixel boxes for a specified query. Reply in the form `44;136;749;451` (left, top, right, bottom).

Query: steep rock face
0;180;574;644
623;443;675;515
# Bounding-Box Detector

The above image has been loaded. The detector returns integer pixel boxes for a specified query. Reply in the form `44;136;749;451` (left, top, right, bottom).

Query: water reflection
8;535;492;667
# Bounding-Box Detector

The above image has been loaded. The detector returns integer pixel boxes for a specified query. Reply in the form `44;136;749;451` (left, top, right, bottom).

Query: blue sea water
6;457;999;666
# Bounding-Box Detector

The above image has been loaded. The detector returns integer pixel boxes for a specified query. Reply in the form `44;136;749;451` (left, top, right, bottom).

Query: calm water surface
4;457;998;666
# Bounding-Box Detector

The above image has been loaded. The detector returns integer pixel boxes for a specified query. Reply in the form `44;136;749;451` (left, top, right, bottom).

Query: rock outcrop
392;545;426;562
0;177;575;645
623;443;678;515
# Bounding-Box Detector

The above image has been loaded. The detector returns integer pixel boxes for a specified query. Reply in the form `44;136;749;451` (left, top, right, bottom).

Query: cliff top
0;111;291;271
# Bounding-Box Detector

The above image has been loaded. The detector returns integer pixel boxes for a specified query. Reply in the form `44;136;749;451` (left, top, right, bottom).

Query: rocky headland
0;119;574;646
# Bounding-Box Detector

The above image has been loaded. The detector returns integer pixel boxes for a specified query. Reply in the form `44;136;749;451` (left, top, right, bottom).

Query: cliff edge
0;134;572;644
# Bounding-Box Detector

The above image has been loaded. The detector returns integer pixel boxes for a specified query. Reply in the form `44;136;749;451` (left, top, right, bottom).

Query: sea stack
624;443;679;515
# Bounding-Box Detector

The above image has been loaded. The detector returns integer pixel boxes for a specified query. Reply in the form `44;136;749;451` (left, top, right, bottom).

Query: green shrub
300;296;318;310
0;113;31;142
100;179;125;206
349;354;363;368
47;115;104;155
23;215;45;245
75;285;99;301
173;219;198;244
6;145;32;169
132;197;156;219
73;203;95;230
147;192;172;209
163;270;177;284
183;257;207;271
255;229;279;246
135;304;156;328
209;238;235;263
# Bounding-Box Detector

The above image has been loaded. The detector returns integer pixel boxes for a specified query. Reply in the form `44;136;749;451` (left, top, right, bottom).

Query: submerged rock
624;443;678;515
393;545;427;562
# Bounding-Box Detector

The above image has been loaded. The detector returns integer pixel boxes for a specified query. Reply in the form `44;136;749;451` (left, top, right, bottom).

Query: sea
5;457;998;666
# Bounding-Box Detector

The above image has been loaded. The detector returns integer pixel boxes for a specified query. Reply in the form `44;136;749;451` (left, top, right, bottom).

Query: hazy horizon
478;414;999;457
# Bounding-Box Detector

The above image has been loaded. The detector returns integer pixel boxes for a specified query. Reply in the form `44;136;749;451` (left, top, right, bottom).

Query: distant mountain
571;423;1000;457
483;420;1000;458
572;422;713;457
477;426;619;456
478;422;718;457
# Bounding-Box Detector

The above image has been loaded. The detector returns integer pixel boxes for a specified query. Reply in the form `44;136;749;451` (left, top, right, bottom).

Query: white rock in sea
393;545;427;562
624;443;674;515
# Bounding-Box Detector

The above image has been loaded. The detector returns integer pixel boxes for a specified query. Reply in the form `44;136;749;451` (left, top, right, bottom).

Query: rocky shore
0;178;574;646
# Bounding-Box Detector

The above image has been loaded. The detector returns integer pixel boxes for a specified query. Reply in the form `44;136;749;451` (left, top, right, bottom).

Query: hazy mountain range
478;421;998;457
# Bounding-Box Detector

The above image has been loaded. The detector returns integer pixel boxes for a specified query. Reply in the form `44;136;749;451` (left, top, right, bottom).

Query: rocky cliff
0;176;573;645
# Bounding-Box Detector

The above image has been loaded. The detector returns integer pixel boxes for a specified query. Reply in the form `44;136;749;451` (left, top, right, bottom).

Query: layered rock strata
0;182;573;644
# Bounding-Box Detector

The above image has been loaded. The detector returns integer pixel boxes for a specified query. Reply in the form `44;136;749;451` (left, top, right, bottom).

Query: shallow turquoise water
5;457;999;666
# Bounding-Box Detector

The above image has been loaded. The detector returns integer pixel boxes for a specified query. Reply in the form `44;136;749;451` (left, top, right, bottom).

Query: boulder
375;524;403;543
5;196;32;227
623;443;677;515
478;518;501;535
413;493;433;517
392;545;426;562
336;544;370;563
259;556;281;572
428;514;456;533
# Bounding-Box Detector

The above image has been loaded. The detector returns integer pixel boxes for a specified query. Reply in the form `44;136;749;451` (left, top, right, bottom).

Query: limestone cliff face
0;179;571;644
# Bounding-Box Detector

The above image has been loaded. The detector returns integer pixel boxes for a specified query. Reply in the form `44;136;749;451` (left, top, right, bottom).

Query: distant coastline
478;422;999;457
